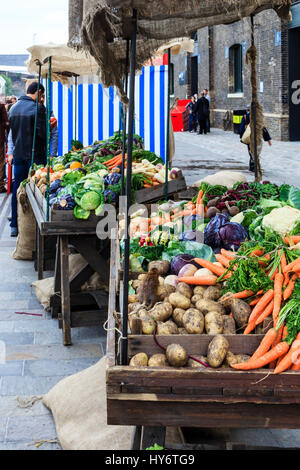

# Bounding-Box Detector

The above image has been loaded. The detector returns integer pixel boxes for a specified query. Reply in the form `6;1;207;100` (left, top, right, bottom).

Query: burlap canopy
68;0;291;100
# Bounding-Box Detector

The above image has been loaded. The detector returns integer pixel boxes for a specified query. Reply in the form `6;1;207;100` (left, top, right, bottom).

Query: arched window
229;44;243;94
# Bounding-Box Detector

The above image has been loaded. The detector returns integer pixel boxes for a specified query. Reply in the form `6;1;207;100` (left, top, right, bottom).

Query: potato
128;302;142;314
203;286;222;301
172;308;186;327
176;282;192;299
183;308;205;334
132;280;142;290
187;355;208;368
141;317;156;335
195;299;226;316
235;354;251;363
207;335;229;368
193;286;207;296
218;292;235;313
157;320;179;335
166;344;188;367
225;352;251;367
148;354;169;367
178;327;189;335
138;274;147;281
191;294;204;305
129;352;148;367
149;302;173;322
205;311;224;335
230;298;251;329
128;294;139;304
222;315;236;334
148;260;170;276
157;284;176;301
169;292;191;310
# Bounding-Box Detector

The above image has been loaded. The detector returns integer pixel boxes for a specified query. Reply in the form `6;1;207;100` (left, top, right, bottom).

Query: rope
16;395;44;408
103;318;127;360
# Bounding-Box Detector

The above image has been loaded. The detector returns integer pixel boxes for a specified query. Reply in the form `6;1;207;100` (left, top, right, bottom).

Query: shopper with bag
240;108;272;172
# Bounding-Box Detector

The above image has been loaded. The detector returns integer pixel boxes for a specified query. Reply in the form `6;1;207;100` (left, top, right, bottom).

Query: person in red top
0;103;9;193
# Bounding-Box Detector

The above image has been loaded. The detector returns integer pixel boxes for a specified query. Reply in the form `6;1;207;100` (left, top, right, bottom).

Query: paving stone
0;361;23;376
6;415;58;442
13;319;58;333
0;310;46;321
0;332;34;346
0;321;14;333
0;418;7;441
24;357;100;377
0;440;62;450
1;375;67;396
5;343;103;361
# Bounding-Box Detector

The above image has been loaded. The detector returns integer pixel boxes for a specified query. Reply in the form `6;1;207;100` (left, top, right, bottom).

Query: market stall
65;0;300;450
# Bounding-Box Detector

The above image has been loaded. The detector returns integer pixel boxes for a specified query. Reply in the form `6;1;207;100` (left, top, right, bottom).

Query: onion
194;268;214;277
178;264;198;278
169;169;178;180
164;275;179;287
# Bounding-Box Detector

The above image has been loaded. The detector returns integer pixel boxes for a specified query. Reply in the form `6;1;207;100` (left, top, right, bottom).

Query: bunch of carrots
103;153;125;170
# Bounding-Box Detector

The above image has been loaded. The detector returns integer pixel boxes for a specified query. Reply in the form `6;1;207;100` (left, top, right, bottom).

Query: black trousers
198;119;207;134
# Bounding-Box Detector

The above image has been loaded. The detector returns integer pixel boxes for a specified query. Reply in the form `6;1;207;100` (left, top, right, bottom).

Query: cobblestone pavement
173;128;300;188
0;194;105;450
0;128;300;450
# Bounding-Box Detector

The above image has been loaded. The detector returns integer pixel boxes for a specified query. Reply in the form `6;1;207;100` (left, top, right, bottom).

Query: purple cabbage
204;213;248;251
170;254;201;275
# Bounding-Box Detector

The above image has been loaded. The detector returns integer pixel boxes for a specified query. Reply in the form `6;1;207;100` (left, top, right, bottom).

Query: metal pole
251;15;258;180
164;48;171;201
121;39;130;196
121;9;137;366
31;62;42;170
46;57;52;222
74;75;78;142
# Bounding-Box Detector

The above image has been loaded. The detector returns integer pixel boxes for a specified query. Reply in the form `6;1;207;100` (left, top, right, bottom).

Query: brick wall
172;10;289;140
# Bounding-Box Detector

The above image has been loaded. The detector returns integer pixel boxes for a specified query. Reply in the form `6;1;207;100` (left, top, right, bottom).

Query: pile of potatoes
129;336;250;369
128;272;252;336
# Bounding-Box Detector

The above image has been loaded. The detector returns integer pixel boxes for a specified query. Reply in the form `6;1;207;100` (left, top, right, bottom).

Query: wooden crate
106;237;300;430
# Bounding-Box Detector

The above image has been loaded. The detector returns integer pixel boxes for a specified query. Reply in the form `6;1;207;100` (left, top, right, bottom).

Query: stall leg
131;426;142;450
60;235;72;346
141;426;166;450
37;228;44;280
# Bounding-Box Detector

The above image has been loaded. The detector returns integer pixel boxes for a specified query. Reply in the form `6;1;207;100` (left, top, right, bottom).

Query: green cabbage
79;191;102;210
74;206;90;219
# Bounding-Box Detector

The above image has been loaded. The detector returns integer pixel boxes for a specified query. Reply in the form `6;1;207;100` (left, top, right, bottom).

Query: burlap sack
31;253;108;311
192;170;247;190
42;356;134;450
12;185;36;260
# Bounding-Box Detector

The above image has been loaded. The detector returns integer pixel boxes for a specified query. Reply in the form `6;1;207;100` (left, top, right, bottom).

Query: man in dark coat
0;102;9;193
195;92;209;135
8;82;46;236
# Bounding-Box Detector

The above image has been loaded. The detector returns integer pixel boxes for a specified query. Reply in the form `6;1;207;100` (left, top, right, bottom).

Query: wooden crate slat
134;174;187;204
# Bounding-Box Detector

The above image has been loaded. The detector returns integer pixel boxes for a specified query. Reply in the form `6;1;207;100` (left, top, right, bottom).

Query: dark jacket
240;112;271;142
195;97;209;120
186;100;198;115
0;103;9;146
8;95;47;164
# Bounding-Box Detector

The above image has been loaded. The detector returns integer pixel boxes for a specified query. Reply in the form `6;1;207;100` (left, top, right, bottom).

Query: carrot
291;263;300;273
283;258;300;274
179;276;217;286
280;252;290;286
249;296;263;306
282;236;300;245
272;272;284;323
250;327;278;361
270;324;285;368
255;299;274;325
196;189;204;206
220;249;237;260
274;333;300;374
270;267;279;281
243;320;257;335
249;248;264;257
283;273;298;301
231;342;289;370
248;289;275;323
233;290;255;299
215;254;231;268
192;258;230;278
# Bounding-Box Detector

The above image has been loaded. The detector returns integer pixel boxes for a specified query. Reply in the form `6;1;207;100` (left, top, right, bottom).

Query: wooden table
106;237;300;450
26;183;110;346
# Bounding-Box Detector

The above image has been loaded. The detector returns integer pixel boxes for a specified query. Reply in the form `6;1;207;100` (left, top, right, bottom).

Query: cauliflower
262;205;300;236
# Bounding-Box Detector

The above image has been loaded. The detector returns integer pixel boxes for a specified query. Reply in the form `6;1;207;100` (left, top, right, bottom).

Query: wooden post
60;236;72;346
164;48;171;201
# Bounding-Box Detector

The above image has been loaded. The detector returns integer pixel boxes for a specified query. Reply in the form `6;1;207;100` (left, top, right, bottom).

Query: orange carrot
272;272;284;323
233;290;255;299
215;254;231;268
282;236;300;245
220;249;237;260
255;299;274;325
249;248;264;257
291;263;300;273
243;320;257;335
179;276;217;286
192;258;230;278
249;296;263;306
196;189;204;205
270;267;279;281
250;327;278;361
270;324;285;368
283;258;300;274
231;342;289;370
283;273;298;301
248;289;275;324
274;333;300;374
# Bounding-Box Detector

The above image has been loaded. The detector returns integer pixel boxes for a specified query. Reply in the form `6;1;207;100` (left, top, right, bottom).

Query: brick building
171;3;300;141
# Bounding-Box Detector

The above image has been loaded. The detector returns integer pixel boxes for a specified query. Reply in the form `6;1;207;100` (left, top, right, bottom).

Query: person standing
8;82;46;236
203;88;211;132
0;102;9;193
240;109;272;172
186;95;198;133
196;92;210;135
